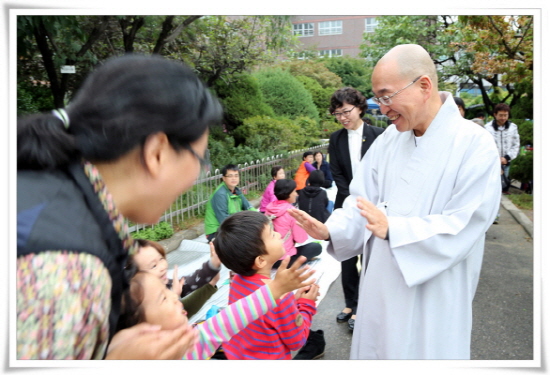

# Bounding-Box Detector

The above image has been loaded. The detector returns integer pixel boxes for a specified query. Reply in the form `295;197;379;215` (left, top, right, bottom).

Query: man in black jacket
327;87;385;331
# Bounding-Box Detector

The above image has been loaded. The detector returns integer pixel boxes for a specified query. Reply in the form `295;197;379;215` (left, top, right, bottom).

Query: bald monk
288;44;501;359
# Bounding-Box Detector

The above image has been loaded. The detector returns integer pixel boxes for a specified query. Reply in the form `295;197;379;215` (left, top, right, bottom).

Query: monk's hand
357;197;388;239
287;208;330;241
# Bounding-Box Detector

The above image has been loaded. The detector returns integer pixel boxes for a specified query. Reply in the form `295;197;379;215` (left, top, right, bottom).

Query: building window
293;23;314;37
319;49;343;58
365;17;378;33
318;21;342;35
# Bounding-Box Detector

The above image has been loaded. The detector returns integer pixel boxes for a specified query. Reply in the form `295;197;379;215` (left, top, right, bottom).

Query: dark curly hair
329;87;367;117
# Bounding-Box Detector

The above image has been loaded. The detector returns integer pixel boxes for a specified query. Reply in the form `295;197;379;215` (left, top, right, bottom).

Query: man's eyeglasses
224;174;239;178
372;76;422;107
182;144;210;178
332;106;356;118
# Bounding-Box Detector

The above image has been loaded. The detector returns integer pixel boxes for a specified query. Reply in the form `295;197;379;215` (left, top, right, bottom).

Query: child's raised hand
301;283;320;302
170;265;185;296
269;256;315;300
209;272;220;287
209;241;221;269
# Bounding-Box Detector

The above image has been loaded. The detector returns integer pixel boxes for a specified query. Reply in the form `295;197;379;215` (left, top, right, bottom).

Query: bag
501;166;511;191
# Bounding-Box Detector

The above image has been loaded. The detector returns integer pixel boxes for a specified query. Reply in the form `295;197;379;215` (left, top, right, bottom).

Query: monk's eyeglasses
372;76;422;106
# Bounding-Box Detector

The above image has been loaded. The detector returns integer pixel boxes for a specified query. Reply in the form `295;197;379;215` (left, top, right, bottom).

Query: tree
454;16;533;117
17;16;111;108
361;15;533;118
321;56;372;97
169;16;298;86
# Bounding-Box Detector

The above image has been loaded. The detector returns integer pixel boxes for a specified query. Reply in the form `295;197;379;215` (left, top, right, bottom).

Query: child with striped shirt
213;211;321;359
117;248;315;359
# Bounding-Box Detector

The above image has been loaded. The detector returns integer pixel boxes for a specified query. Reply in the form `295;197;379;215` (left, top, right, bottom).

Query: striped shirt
222;273;317;360
184;283;276;359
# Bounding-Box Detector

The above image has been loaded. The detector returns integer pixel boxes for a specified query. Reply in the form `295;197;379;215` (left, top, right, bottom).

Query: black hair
329;87;367;117
493;103;510;115
302;151;313;160
18;54;223;170
362;116;373;125
453;97;465;111
274;179;296;200
222;164;239;176
116;271;148;331
308;170;325;187
475;111;485;118
270;165;283;178
213;211;269;276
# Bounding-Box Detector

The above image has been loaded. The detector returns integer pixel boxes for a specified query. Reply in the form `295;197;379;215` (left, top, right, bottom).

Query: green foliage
322;56;372;95
319;119;344;138
511;119;533;146
276;59;342;89
507;193;533;210
208;133;288;171
213;73;275;132
511;80;533;120
294;75;334;119
233;115;310;153
132;221;174;241
17;80;54;116
253;68;320;121
509;152;533;184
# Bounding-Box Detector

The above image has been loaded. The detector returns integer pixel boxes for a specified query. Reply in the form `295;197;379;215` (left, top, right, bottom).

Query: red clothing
222;273;317;360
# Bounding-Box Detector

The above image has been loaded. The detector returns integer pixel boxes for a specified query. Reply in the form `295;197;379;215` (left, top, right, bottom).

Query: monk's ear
418;75;433;93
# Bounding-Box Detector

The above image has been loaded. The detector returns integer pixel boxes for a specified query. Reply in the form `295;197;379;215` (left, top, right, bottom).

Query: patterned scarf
82;160;138;257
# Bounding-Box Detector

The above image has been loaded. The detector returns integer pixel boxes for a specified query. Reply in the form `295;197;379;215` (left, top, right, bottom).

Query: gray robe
327;92;501;359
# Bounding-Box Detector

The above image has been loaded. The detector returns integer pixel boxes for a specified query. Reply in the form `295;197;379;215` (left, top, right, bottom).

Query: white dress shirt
347;123;364;177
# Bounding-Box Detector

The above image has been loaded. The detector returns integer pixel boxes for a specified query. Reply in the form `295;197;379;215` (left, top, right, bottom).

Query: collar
82;160;138;257
347;122;364;136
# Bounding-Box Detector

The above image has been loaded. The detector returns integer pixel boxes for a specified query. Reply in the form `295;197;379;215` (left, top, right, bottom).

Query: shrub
253;68;319;121
511;118;533;146
132;221;174;241
321;56;372;95
509;151;533;184
234;115;309;152
212;73;275;132
295;75;335;119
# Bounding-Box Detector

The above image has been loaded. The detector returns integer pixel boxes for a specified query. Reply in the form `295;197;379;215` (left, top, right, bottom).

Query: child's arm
265;291;317;352
183;256;315;360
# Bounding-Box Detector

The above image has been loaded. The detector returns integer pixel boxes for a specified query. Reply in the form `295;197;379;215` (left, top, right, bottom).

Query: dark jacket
297;186;330;223
328;123;385;209
17;163;129;355
312;159;333;188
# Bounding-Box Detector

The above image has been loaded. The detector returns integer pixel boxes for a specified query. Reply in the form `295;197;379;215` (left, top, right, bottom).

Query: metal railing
128;143;328;233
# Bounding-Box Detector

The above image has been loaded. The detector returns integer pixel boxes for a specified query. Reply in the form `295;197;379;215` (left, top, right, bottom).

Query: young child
297;170;331;223
294;151;315;191
117;251;316;360
265;179;322;268
129;239;221;318
214;210;321;360
259;165;285;213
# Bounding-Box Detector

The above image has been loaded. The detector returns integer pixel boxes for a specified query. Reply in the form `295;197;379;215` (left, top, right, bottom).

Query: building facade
291;16;378;58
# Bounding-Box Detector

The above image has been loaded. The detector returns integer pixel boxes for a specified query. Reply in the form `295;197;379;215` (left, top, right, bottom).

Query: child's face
304;155;314;164
262;224;285;262
275;169;285;180
133;246;169;284
140;272;189;330
286;189;298;204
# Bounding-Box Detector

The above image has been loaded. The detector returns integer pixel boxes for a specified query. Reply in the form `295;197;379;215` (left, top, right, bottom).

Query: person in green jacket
205;164;256;241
